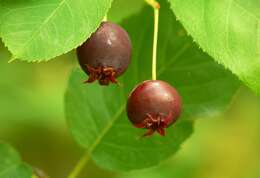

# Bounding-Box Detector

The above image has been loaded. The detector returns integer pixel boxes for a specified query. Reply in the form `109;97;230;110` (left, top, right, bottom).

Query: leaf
0;142;32;178
168;0;260;94
0;0;113;62
65;1;240;171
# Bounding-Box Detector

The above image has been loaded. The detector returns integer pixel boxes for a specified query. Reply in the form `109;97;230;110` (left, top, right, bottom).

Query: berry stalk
145;0;160;80
152;8;159;80
103;15;107;21
144;0;160;9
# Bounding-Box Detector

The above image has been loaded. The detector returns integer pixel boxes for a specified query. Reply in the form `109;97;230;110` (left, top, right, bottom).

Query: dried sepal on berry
84;65;117;85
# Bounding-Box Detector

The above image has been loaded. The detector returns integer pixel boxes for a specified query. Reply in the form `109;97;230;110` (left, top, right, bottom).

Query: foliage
168;0;260;93
0;143;32;178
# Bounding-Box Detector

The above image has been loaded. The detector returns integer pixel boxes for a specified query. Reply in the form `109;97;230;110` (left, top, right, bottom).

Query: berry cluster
77;21;182;137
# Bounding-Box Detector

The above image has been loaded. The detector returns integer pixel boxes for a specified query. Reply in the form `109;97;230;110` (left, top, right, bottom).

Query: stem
145;0;160;80
103;15;108;21
152;8;159;80
67;152;91;178
144;0;160;9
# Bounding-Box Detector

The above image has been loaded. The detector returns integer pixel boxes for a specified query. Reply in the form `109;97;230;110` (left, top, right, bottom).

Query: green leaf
65;1;240;171
0;0;113;62
0;142;32;178
168;0;260;94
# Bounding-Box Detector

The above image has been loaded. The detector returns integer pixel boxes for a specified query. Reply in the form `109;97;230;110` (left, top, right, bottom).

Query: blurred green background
0;0;260;178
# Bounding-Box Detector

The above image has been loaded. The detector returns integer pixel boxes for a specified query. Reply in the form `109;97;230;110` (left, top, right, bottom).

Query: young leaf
168;0;260;94
65;1;240;171
0;142;32;178
0;0;112;62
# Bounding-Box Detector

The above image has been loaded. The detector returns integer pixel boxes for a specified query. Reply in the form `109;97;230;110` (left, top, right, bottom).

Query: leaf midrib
87;104;125;154
0;164;20;177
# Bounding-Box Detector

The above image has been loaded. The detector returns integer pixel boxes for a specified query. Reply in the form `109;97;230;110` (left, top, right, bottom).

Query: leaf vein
15;0;68;57
87;104;125;154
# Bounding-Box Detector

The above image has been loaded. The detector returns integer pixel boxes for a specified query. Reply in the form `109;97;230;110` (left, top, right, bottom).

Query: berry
127;80;182;136
77;21;132;85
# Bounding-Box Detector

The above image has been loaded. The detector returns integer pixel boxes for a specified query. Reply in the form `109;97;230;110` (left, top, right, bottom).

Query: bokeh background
0;0;260;178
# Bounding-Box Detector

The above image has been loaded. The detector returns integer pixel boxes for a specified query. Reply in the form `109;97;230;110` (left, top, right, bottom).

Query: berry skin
127;80;182;136
77;21;132;85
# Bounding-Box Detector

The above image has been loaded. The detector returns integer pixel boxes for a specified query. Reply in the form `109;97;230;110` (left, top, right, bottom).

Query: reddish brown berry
77;21;132;85
127;80;182;136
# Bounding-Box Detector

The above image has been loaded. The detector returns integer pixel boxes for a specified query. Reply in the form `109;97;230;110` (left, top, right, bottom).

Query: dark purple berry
127;80;182;136
77;21;132;85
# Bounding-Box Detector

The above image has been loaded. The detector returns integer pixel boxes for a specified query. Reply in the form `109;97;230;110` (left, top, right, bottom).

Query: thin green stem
144;0;160;9
103;15;108;21
152;8;159;80
68;152;91;178
145;0;160;80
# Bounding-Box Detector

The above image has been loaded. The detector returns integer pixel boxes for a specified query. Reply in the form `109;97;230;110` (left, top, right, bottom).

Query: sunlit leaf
168;0;260;94
0;0;112;62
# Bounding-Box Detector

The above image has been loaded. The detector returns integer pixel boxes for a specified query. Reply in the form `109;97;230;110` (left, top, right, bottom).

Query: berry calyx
77;21;132;85
127;80;182;136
